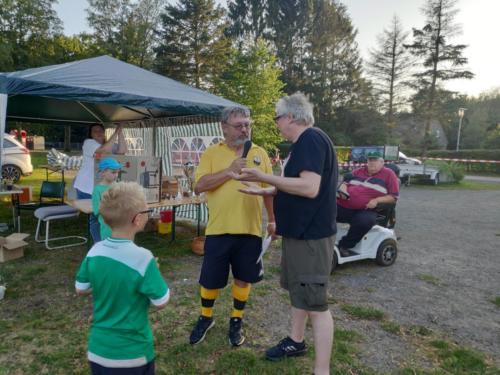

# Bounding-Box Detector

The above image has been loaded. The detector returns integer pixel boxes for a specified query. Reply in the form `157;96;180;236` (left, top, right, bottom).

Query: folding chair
34;205;87;250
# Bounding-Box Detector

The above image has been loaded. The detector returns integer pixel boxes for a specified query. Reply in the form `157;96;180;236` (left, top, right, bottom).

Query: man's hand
366;199;378;209
227;158;247;175
238;181;276;196
266;222;278;239
232;167;266;182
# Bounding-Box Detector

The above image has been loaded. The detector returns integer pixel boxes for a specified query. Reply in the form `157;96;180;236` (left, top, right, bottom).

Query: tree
367;15;412;138
226;0;269;44
267;1;311;94
0;0;62;71
155;0;231;90
86;0;164;68
304;0;365;120
405;0;473;155
216;39;285;151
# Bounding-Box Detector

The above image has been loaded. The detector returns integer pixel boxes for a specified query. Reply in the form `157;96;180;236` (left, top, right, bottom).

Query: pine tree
154;0;231;90
405;0;473;154
86;0;164;68
367;15;412;138
226;0;269;44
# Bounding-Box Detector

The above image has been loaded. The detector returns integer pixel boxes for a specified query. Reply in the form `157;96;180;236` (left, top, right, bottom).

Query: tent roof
0;55;240;124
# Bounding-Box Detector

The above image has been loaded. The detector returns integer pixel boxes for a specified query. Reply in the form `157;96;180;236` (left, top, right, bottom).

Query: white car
398;151;422;165
2;134;33;182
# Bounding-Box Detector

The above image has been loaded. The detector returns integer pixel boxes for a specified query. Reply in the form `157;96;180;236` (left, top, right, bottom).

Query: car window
3;139;18;148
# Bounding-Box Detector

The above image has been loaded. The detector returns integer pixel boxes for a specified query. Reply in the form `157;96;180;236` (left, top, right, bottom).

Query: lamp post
456;108;466;151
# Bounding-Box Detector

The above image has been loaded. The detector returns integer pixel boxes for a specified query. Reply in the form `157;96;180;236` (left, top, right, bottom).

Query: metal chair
34;205;87;250
16;181;66;232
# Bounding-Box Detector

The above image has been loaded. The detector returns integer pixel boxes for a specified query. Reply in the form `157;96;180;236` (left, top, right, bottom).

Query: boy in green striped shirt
76;182;169;375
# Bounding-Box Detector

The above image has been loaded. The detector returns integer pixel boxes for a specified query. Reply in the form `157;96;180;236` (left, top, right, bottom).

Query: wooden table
0;186;24;232
39;164;65;183
67;195;207;242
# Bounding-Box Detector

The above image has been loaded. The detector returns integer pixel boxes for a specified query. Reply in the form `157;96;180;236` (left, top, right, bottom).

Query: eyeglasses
226;122;252;131
273;114;285;122
132;209;153;223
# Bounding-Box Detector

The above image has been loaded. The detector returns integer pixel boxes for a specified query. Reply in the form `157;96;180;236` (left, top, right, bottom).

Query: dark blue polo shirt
275;127;338;239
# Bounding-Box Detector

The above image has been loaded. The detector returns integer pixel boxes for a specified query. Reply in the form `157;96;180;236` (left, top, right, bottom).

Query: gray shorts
281;235;335;312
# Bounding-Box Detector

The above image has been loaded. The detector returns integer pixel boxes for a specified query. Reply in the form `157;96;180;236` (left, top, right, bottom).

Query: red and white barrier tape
424;157;500;164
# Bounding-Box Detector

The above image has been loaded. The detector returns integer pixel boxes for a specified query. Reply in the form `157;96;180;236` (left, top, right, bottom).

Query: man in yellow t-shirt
189;107;275;347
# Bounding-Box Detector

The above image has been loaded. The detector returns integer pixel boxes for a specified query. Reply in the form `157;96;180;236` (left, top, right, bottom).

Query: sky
53;0;500;97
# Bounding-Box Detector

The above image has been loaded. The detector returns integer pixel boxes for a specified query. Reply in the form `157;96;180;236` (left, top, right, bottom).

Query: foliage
86;0;165;68
0;0;62;71
155;0;231;90
405;0;474;155
425;160;465;182
216;39;285;151
226;0;268;44
426;149;500;160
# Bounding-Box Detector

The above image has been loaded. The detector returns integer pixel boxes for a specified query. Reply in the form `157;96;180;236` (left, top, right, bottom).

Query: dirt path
168;187;500;373
254;187;500;373
337;187;500;371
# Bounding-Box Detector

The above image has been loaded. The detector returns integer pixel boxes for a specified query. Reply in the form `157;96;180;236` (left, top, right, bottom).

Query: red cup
160;210;173;223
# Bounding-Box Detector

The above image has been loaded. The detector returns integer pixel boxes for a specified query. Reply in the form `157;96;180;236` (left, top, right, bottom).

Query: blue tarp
0;55;241;123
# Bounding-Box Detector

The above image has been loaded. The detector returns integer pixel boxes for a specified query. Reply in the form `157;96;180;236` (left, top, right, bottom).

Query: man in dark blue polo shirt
233;92;337;375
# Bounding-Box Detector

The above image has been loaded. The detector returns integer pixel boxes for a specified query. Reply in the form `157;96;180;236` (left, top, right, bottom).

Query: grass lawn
1;157;499;374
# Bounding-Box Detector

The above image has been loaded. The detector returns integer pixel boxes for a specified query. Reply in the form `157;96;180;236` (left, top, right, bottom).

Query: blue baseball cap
98;157;123;171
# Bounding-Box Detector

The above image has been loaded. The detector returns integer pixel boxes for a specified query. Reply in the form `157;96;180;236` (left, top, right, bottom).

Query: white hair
276;92;314;126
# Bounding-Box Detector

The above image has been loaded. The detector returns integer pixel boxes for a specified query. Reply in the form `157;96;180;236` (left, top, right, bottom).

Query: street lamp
456;107;466;151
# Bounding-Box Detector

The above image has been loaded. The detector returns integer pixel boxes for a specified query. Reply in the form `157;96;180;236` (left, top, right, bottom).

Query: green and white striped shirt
76;238;169;368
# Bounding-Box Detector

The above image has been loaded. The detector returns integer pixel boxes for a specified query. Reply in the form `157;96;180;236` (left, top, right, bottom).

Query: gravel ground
330;187;500;372
176;187;500;373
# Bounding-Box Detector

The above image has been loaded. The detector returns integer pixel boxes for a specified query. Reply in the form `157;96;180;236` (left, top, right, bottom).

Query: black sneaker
265;336;307;361
228;317;245;347
189;316;215;345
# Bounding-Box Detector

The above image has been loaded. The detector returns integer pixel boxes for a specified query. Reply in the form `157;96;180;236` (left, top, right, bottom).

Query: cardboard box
0;233;29;263
95;155;162;203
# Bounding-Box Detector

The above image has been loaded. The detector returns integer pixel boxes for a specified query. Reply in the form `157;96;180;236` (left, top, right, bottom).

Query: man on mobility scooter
334;151;399;270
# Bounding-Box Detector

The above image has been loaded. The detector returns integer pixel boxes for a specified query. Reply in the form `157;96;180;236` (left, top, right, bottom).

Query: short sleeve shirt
338;166;399;210
92;184;112;240
74;139;100;194
195;142;273;237
274;127;338;240
75;238;169;367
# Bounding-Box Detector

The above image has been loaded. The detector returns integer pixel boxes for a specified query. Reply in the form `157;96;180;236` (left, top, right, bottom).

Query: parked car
398;151;422;165
2;134;33;182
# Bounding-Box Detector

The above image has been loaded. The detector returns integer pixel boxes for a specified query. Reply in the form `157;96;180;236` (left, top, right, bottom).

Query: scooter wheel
376;239;397;266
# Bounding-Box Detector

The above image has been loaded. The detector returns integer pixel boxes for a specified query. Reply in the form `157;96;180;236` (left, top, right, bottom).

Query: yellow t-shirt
195;142;272;237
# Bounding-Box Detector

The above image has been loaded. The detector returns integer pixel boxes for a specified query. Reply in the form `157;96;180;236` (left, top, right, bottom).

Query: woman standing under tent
74;124;128;242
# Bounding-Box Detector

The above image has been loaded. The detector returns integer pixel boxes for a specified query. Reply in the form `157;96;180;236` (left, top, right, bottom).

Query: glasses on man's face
226;122;252;131
132;209;153;223
273;114;285;123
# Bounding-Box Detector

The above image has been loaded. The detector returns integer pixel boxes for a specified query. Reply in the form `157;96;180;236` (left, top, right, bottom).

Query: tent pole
77;101;105;123
0;94;7;183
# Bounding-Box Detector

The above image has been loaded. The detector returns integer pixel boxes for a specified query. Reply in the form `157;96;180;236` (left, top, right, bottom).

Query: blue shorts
90;361;154;375
199;234;263;289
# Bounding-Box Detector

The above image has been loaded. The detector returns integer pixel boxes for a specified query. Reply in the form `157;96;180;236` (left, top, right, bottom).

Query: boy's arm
75;257;92;295
139;258;170;310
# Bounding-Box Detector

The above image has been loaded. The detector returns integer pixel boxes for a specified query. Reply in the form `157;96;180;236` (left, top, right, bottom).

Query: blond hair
99;181;147;229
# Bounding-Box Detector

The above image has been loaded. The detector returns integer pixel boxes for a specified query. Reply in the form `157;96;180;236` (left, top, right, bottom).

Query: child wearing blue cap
92;157;122;241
